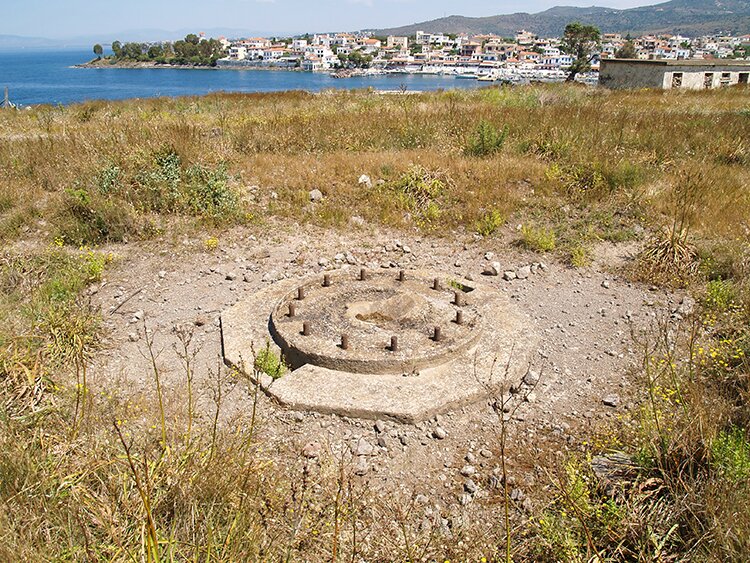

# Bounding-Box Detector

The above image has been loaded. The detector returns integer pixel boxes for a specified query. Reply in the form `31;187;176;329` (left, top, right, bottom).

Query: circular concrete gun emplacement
221;269;537;423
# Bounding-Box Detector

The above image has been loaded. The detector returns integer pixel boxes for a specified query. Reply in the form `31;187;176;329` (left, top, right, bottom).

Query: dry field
0;84;749;561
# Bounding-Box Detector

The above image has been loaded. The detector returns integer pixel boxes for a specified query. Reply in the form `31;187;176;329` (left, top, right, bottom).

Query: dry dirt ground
85;218;687;515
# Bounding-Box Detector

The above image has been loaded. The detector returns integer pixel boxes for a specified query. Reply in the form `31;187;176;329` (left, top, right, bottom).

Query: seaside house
387;36;408;50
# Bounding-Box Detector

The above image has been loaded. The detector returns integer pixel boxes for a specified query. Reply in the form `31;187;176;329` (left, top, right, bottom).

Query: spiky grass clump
636;228;700;287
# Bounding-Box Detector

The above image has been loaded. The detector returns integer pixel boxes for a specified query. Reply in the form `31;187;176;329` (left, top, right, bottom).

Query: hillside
371;0;750;37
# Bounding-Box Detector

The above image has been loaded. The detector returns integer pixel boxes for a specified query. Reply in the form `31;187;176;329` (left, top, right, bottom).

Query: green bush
465;120;508;157
521;224;556;252
58;186;136;245
254;344;286;379
712;427;750;482
185;164;239;222
705;279;738;311
390;166;447;227
475;209;505;236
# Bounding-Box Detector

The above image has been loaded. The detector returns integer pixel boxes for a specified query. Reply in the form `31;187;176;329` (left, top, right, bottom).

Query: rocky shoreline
76;58;304;71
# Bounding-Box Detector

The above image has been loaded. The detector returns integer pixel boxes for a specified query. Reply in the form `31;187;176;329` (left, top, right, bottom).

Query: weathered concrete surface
221;269;537;423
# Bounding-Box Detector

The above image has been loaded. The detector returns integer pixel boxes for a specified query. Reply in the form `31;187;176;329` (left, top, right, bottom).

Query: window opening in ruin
739;73;749;85
704;73;714;89
720;72;731;86
671;72;683;88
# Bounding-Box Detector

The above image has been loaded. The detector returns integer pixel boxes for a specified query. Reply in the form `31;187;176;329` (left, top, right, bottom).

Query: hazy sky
4;0;656;39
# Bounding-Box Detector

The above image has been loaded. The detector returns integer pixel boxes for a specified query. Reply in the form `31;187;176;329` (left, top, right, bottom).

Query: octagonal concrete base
221;270;538;424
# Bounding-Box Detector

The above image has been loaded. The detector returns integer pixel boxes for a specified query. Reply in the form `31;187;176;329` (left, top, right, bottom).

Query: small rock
354;457;369;476
243;273;253;283
374;420;386;433
356;439;375;457
523;370;540;386
133;310;144;320
158;270;167;279
318;257;329;267
525;392;537;403
225;272;237;281
309;189;324;202
484;252;494;261
128;332;139;342
302;442;321;459
480;448;493;459
460;465;476;477
292;412;304;423
432;427;447;440
402;245;412;254
510;488;525;502
602;394;621;408
350;216;366;227
675;296;695;316
503;271;517;281
465;452;476;464
464;479;478;494
484;262;501;276
459;493;473;505
345;252;357;265
358;174;372;188
516;265;531;280
602;280;611;289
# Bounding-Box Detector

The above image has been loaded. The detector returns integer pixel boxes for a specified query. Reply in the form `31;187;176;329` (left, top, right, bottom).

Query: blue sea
0;49;484;106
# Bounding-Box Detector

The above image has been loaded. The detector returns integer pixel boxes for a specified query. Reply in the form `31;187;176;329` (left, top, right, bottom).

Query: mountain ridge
369;0;750;37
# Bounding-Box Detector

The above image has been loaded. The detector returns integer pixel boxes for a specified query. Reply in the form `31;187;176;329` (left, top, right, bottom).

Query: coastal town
211;29;750;82
90;27;750;85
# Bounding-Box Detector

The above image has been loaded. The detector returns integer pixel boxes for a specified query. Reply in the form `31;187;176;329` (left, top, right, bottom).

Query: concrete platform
221;269;537;423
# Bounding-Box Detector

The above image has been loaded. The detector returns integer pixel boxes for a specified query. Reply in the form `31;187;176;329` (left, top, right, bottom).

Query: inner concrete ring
269;270;482;375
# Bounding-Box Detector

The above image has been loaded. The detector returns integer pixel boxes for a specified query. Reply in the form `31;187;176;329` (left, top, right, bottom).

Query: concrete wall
600;60;750;90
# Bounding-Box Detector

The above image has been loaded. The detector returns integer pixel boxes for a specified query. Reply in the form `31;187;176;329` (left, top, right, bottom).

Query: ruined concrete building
599;59;750;89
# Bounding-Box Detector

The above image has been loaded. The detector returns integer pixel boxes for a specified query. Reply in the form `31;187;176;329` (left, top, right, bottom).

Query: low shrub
254;343;286;379
389;166;449;227
475;209;505;236
520;224;556;252
712;427;750;482
465;120;508;157
57;186;137;245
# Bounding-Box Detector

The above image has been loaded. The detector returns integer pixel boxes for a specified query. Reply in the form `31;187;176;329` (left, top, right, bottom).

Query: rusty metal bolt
398;270;405;282
297;287;305;300
359;268;367;281
340;334;349;350
433;278;441;291
455;310;464;325
323;274;331;287
433;326;442;342
390;335;399;352
288;302;297;318
454;291;465;307
302;321;311;336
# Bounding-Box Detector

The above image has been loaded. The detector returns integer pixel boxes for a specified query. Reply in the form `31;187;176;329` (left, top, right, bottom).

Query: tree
614;39;637;59
112;41;122;58
560;22;601;82
93;44;103;59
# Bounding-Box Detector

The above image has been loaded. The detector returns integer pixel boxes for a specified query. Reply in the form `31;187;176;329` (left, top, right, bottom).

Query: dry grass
1;84;750;560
